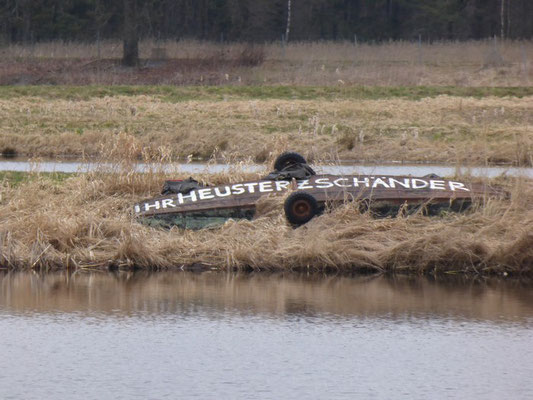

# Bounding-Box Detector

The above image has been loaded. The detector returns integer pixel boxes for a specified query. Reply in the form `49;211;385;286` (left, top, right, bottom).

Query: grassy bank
0;171;73;186
1;86;532;165
2;85;533;102
0;141;532;274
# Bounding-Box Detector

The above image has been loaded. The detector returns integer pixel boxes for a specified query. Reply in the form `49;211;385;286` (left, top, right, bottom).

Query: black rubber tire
273;151;307;171
284;191;319;226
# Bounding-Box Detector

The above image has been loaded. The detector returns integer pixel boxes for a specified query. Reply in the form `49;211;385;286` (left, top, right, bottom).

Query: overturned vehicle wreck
134;152;503;230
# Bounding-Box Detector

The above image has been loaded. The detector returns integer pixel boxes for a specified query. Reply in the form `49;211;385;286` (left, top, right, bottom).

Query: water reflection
2;271;533;400
1;271;532;322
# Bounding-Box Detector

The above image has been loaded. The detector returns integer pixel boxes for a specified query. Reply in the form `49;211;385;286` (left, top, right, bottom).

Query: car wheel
284;191;319;226
273;151;307;171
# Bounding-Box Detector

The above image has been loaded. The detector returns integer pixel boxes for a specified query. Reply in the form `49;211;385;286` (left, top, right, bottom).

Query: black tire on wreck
284;192;319;226
273;151;307;171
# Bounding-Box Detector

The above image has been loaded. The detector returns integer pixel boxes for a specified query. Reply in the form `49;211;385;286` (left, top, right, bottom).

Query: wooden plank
134;175;502;218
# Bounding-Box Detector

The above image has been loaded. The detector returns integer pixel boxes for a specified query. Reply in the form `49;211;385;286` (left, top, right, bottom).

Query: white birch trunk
285;0;291;43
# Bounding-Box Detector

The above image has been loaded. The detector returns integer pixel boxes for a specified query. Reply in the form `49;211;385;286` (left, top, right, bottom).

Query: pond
1;271;532;399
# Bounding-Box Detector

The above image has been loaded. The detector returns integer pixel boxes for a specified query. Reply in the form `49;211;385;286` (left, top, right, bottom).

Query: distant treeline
1;0;532;44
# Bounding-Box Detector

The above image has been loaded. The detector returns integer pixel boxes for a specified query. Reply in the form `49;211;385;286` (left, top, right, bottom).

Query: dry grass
1;39;531;86
1;93;531;165
0;133;531;274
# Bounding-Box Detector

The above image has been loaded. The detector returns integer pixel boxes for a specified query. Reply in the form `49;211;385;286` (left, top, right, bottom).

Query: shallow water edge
1;159;533;178
1;158;531;276
2;264;530;279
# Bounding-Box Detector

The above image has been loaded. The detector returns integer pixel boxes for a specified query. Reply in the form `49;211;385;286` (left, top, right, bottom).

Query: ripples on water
1;272;532;400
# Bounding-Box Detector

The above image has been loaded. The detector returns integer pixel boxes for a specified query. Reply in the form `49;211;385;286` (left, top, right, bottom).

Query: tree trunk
500;0;505;40
285;0;291;42
507;0;511;38
20;0;31;43
122;0;139;66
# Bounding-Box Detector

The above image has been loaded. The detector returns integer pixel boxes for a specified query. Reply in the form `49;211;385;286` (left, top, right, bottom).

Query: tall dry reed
0;134;531;274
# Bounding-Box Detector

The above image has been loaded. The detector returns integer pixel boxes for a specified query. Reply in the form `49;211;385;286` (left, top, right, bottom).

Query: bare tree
506;0;511;38
94;0;112;60
500;0;505;40
18;0;32;43
122;0;139;66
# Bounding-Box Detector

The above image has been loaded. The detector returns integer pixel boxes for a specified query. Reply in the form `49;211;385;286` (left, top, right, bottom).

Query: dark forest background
1;0;532;44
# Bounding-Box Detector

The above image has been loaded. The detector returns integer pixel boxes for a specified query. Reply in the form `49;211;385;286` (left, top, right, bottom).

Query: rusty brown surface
134;175;502;218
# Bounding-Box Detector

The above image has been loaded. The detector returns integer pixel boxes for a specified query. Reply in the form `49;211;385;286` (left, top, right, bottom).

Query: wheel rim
292;200;311;218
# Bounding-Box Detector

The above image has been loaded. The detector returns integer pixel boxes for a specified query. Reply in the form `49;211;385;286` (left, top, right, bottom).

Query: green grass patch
0;171;74;186
0;85;531;102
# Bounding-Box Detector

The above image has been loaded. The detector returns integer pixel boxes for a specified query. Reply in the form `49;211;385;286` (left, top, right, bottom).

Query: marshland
2;3;533;398
1;85;532;166
0;135;532;274
1;40;533;166
1;39;533;274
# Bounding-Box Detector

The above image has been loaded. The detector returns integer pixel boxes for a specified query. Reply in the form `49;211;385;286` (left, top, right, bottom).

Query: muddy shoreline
4;263;529;278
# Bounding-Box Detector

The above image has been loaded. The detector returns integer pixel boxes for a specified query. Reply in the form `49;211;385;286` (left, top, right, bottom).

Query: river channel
1;271;532;399
1;158;533;178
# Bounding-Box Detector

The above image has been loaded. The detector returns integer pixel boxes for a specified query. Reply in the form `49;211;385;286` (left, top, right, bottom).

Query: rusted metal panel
134;175;502;224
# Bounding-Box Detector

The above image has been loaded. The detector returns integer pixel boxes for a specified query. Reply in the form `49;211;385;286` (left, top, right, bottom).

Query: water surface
1;159;532;178
1;272;532;399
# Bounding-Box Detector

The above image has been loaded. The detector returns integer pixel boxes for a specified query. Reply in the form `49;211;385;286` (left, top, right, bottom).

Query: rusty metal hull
133;174;502;229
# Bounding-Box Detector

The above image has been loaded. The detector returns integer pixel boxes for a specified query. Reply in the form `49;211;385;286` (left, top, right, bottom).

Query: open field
1;39;532;86
0;139;532;274
1;86;531;165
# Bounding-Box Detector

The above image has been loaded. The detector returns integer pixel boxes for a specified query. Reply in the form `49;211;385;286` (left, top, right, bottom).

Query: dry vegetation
1;39;531;86
0;134;532;274
1;40;532;273
1;91;531;165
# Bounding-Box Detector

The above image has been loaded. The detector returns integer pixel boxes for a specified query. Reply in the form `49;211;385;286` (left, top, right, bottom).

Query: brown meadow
1;93;532;165
1;39;532;86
